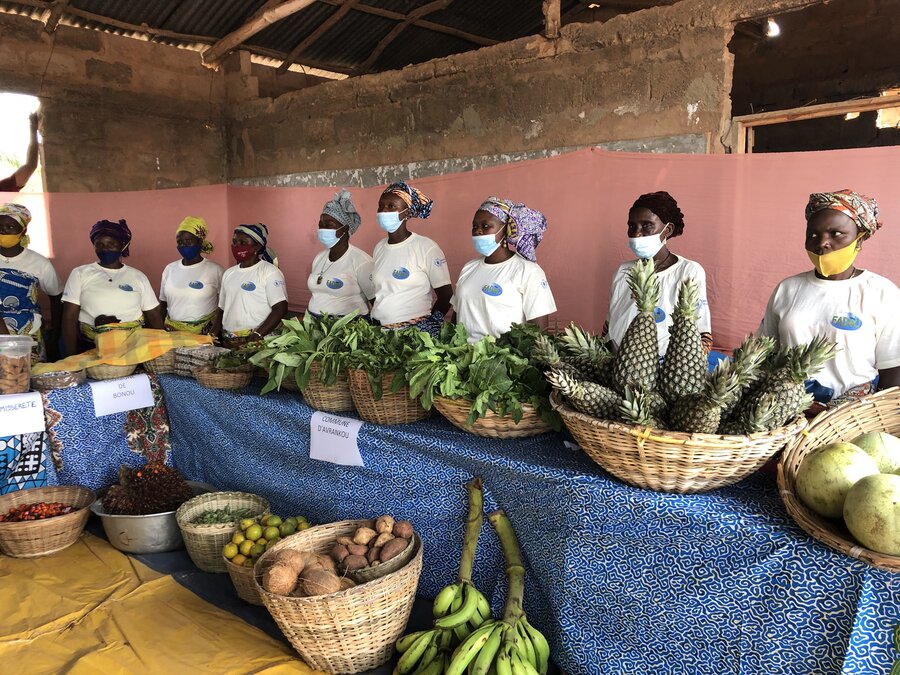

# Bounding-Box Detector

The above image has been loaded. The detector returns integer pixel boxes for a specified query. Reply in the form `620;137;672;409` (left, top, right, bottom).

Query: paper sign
90;373;154;417
310;411;364;467
0;391;45;436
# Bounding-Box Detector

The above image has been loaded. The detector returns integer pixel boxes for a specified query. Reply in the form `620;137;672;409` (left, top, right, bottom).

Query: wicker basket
30;369;86;392
174;345;230;378
143;350;176;375
85;363;138;380
254;519;423;674
347;369;428;425
195;365;253;390
225;555;265;605
176;492;270;573
0;485;95;557
432;396;552;438
303;362;355;413
349;532;420;584
779;387;900;572
551;392;808;493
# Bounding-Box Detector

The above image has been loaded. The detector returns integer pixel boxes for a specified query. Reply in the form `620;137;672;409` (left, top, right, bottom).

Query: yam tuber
375;515;395;534
347;543;368;557
380;537;409;562
367;546;381;564
330;543;349;563
353;527;378;545
336;535;356;546
373;532;394;548
341;554;368;572
392;520;414;539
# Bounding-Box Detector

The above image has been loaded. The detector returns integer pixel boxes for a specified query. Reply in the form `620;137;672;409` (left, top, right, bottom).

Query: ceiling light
844;112;860;121
765;17;780;37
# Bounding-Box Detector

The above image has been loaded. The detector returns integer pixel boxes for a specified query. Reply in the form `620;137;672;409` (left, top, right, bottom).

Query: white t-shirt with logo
606;256;712;356
62;263;159;326
0;247;62;334
307;244;375;317
758;270;900;396
451;254;557;343
159;258;224;322
371;232;451;325
219;260;288;333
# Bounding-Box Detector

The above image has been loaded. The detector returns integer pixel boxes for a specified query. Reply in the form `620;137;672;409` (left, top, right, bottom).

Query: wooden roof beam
202;0;318;68
278;0;359;74
543;0;560;38
359;0;455;73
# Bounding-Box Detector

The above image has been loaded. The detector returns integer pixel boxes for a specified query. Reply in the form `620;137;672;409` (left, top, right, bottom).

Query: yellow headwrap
0;203;31;248
176;216;214;254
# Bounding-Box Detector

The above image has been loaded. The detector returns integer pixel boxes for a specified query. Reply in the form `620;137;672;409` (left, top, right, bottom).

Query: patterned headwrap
90;219;132;257
176;216;214;254
383;181;433;219
478;197;548;263
0;203;32;247
806;189;881;239
235;223;278;267
322;189;362;234
631;191;685;237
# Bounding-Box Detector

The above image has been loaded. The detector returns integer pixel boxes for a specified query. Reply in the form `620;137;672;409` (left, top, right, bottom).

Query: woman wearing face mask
61;218;163;356
0;203;62;362
758;190;900;406
605;191;712;356
211;223;288;348
451;197;556;343
370;181;452;337
307;189;374;317
159;216;223;334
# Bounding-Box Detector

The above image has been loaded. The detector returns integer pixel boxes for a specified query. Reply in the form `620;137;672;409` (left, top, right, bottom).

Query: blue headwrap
235;223;277;266
90;219;132;257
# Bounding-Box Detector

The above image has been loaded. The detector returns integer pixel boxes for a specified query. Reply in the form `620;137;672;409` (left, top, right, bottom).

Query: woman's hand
94;314;120;327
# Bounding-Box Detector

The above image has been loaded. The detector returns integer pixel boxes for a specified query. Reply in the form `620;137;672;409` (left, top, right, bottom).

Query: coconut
301;568;342;596
262;562;299;595
852;432;900;474
843;474;900;555
271;549;306;575
795;442;879;518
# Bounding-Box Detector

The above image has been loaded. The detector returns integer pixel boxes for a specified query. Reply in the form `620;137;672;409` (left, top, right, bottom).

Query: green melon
795;442;879;518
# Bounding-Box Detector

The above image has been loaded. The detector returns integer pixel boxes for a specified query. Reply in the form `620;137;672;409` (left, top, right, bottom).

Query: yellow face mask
807;234;863;277
0;234;22;249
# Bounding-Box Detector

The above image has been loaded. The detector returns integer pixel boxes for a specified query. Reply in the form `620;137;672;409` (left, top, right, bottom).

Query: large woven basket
86;363;138;380
225;555;264;605
176;492;270;573
347;369;428;425
174;345;230;377
195;365;253;390
551;392;808;493
143;350;176;375
779;387;900;572
254;519;423;674
0;486;95;557
303;362;355;413
432;396;552;438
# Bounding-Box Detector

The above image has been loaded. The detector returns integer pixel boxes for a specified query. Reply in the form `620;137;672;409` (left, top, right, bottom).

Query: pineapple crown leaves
531;332;563;366
559;323;611;359
729;334;776;386
626;259;661;315
618;386;656;427
705;360;742;407
770;335;839;385
545;367;583;399
673;278;701;320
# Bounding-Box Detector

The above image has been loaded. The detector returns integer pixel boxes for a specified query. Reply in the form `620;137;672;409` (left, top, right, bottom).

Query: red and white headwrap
806;189;881;239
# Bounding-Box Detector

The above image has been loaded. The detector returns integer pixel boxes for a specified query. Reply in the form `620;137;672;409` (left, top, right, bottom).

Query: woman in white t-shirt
308;190;374;317
0;203;62;362
371;181;451;337
61;218;163;355
605;191;713;357
159;216;223;334
451;197;556;343
758;189;900;407
212;223;288;348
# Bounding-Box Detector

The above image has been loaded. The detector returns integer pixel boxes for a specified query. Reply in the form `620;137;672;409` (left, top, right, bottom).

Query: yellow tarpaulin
0;533;321;675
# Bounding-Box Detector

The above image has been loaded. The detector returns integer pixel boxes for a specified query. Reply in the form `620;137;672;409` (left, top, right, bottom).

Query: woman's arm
254;301;288;338
431;284;452;316
877;366;900;391
62;301;80;356
143;305;164;330
159;301;168;324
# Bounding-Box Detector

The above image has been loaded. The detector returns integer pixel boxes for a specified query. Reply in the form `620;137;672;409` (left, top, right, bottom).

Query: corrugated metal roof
0;0;609;77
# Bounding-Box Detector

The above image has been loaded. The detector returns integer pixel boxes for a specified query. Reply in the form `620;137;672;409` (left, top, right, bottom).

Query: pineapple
668;361;742;434
557;324;613;386
546;368;622;419
612;259;661;394
719;335;776;420
617;386;664;429
719;391;813;435
658;279;707;405
531;333;584;379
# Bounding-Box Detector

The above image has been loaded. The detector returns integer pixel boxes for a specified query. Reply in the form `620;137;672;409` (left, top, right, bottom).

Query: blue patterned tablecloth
39;374;899;674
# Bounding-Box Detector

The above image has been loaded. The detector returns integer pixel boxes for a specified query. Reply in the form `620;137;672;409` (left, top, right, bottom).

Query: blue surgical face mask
472;233;502;257
97;250;122;265
317;226;345;249
177;244;202;260
628;233;666;259
377;211;405;233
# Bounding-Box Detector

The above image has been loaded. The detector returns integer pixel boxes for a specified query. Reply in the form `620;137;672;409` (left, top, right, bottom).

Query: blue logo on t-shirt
482;283;503;297
189;281;205;290
653;307;666;323
325;278;344;290
241;281;257;292
118;284;134;292
392;267;410;280
831;313;862;331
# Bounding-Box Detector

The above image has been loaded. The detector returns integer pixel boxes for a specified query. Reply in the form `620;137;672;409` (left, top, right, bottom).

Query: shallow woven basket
30;369;86;392
0;485;95;557
254;519;423;674
86;363;138;380
551;392;808;493
347;369;428;425
302;362;355;413
174;345;230;378
195;364;253;390
176;492;270;573
432;396;552;438
779;386;900;572
143;350;176;375
349;532;420;584
225;555;264;605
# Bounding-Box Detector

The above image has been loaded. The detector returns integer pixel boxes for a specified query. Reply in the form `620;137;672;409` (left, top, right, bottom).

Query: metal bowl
90;480;216;554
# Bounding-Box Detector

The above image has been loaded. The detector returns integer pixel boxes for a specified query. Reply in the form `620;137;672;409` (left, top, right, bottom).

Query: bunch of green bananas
443;614;549;675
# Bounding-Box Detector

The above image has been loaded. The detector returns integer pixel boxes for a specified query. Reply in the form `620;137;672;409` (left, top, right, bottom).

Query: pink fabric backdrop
5;146;897;349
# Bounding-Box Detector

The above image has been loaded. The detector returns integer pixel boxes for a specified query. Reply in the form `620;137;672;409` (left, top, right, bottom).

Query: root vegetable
330;543;349;563
367;546;382;564
347;543;368;557
336;536;356;546
373;532;394;548
392;520;414;539
262;562;299;595
380;537;409;562
341;554;368;572
353;527;378;545
375;515;395;534
301;568;342;596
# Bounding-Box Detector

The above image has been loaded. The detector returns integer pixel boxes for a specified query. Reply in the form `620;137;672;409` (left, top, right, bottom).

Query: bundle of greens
345;320;423;399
